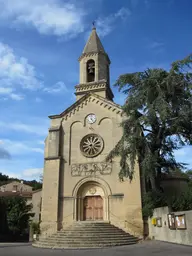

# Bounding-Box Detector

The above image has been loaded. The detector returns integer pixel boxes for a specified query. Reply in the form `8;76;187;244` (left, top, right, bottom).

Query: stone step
39;237;137;243
56;229;128;234
58;228;122;233
50;233;134;238
33;242;136;249
67;224;116;228
61;223;118;226
33;221;139;249
37;239;137;244
38;240;138;246
70;221;110;224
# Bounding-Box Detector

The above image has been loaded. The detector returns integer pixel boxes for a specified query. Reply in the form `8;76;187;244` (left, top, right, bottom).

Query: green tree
107;55;192;194
5;197;33;235
186;169;192;179
0;172;9;182
25;180;42;190
0;198;9;234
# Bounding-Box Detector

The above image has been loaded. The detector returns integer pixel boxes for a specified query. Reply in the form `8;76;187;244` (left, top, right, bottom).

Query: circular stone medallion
80;134;104;158
89;187;97;195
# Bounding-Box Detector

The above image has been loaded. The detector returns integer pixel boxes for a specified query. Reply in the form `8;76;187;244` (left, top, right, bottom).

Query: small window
1;186;5;192
13;185;18;192
87;59;95;82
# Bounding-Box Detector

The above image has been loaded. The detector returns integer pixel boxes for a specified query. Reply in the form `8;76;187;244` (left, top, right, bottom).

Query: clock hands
87;114;96;124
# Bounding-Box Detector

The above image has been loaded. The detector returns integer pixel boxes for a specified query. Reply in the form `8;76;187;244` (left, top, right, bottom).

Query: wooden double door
83;196;103;221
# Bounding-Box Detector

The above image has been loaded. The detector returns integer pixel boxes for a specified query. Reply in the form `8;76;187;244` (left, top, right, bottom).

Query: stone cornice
48;93;122;120
44;156;62;161
75;80;114;100
49;126;61;132
75;80;107;92
78;51;110;63
109;193;124;198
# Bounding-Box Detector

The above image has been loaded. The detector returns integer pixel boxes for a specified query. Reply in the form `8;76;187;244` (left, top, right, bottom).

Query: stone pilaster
40;126;61;237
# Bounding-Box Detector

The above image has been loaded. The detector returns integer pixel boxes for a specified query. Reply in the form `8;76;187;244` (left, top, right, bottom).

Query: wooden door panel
83;196;103;221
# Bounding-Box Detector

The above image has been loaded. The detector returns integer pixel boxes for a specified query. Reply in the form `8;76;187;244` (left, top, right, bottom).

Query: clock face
87;114;96;124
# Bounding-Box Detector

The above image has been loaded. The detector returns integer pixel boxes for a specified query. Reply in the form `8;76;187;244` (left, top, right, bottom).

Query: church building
40;27;143;238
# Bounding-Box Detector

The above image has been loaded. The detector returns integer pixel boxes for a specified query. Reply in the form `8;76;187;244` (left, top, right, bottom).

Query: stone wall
148;206;192;246
32;189;42;222
0;181;33;192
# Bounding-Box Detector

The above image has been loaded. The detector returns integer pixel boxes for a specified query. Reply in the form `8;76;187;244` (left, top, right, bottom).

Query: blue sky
0;0;191;181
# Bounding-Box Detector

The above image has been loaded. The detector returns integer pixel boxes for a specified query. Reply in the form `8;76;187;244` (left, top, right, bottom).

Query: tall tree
5;197;33;235
107;55;192;192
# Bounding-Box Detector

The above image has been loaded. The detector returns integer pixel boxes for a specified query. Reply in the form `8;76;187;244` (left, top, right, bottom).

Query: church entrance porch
74;179;109;221
83;195;103;221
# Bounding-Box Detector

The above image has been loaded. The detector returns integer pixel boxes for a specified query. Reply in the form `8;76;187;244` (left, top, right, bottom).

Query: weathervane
92;21;96;29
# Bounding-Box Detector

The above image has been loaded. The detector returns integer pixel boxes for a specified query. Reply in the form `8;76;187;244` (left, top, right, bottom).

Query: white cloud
0;42;42;90
0;87;24;101
0;139;44;155
0;42;71;100
10;93;24;101
35;97;42;103
0;120;48;136
0;0;85;38
96;7;131;37
22;168;43;178
174;146;192;168
0;42;43;100
115;7;131;20
148;41;164;49
1;168;43;180
44;81;68;94
0;87;12;94
3;172;21;179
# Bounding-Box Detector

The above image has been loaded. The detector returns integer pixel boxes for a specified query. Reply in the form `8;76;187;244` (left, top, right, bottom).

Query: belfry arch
87;59;95;82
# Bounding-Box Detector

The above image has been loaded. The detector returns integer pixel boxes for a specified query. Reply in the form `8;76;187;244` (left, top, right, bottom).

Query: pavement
0;241;192;256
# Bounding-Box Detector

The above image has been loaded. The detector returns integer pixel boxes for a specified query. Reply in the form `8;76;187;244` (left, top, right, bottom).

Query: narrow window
87;59;95;82
13;185;18;192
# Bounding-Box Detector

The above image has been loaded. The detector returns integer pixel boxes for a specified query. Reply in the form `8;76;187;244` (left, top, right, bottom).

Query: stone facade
40;27;143;238
32;189;42;222
0;181;33;193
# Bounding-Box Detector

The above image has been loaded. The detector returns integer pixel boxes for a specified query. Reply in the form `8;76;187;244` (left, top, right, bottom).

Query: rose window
80;134;104;157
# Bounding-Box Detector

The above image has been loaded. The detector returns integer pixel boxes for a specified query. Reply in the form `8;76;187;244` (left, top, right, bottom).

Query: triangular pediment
49;93;122;121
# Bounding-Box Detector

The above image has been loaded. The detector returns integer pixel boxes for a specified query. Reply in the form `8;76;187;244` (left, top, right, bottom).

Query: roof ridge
49;93;122;120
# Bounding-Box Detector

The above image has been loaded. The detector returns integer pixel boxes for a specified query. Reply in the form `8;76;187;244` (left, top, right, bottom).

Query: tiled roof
0;191;32;198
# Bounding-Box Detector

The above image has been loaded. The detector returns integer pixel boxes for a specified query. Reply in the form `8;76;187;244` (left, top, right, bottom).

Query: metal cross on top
92;21;96;29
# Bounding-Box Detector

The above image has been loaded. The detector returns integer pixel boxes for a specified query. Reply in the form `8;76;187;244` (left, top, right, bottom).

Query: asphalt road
0;241;192;256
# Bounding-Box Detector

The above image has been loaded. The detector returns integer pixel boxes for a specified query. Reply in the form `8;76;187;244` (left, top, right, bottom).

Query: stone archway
72;177;111;221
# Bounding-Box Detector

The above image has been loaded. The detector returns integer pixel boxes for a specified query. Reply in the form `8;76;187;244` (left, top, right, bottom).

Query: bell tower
75;26;114;101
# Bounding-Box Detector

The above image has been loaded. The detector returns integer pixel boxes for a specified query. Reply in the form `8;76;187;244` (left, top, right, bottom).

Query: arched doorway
76;181;106;221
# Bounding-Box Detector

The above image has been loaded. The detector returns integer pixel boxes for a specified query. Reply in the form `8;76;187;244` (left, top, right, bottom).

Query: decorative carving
80;134;104;158
71;162;112;177
75;83;106;92
89;187;96;195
